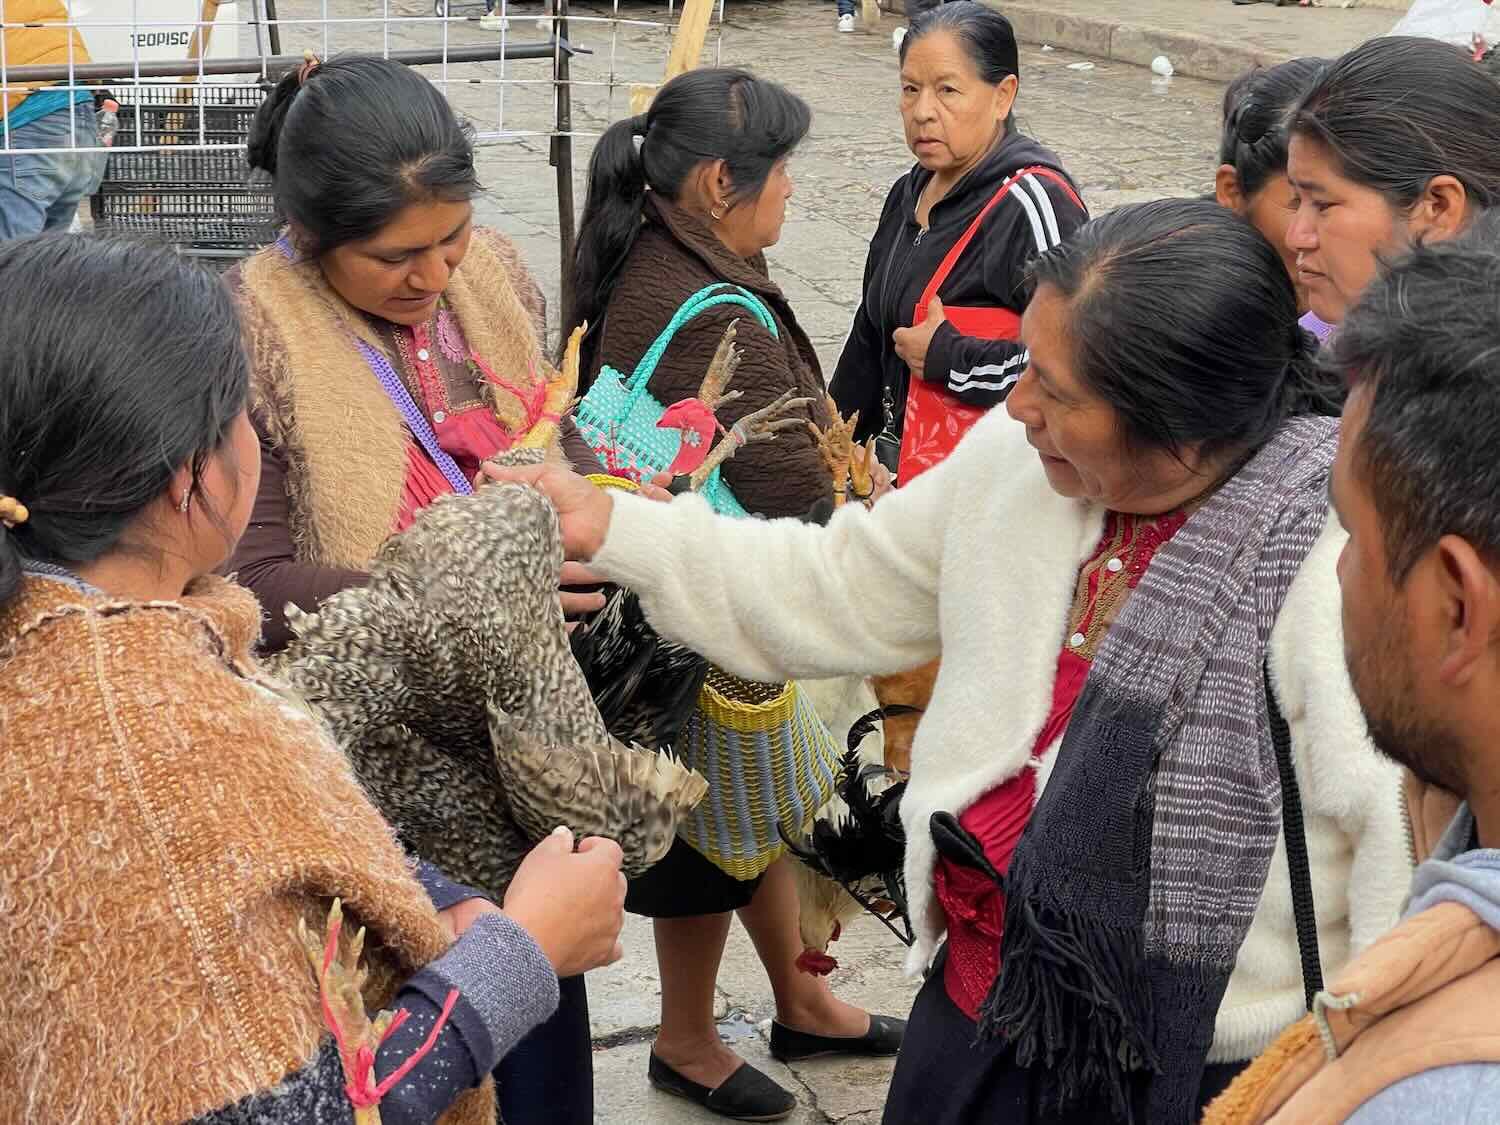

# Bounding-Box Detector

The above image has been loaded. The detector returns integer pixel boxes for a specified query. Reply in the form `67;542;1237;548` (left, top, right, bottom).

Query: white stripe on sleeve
949;372;1022;394
1023;174;1062;248
1004;176;1049;257
948;351;1028;393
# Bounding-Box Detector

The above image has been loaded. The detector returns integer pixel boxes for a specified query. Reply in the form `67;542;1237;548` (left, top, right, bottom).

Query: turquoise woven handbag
575;283;780;517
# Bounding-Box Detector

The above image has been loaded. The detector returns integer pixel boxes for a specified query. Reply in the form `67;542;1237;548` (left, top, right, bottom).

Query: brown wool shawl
237;228;573;571
0;575;493;1124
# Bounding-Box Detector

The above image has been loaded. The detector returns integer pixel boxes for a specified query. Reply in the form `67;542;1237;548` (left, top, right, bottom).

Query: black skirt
495;973;592;1125
883;948;1248;1124
625;836;767;917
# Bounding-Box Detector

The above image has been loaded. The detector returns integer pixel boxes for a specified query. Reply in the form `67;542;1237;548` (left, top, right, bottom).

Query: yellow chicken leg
297;899;396;1125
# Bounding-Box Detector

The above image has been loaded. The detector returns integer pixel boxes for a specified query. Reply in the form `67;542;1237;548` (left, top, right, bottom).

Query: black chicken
783;707;916;969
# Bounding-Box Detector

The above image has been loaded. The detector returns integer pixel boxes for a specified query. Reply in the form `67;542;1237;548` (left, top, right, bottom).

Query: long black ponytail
572;67;810;372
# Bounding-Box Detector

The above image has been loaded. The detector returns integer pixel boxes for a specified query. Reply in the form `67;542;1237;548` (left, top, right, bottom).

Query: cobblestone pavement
268;5;1227;1119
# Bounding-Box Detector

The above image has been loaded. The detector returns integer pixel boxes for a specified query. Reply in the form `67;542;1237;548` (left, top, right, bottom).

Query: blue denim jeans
0;101;108;239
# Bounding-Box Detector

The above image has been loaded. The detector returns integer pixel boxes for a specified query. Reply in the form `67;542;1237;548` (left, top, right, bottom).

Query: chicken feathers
274;478;706;901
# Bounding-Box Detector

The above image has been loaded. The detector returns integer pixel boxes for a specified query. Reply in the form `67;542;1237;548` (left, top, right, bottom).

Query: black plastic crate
100;145;256;188
91;188;278;254
90;84;277;259
104;84;265;149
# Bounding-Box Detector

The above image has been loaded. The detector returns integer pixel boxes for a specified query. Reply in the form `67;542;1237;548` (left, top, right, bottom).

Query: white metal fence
1;0;725;309
0;0;725;152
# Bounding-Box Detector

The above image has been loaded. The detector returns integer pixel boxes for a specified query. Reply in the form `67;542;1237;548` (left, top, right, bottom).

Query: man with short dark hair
1203;232;1500;1122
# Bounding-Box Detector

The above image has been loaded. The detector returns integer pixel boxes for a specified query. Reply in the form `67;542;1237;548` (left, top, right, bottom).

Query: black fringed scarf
979;416;1340;1123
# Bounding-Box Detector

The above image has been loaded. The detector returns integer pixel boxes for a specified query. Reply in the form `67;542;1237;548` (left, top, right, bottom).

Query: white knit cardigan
592;407;1413;1061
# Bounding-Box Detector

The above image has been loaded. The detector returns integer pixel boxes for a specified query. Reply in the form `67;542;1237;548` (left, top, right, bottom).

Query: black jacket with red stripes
829;130;1088;450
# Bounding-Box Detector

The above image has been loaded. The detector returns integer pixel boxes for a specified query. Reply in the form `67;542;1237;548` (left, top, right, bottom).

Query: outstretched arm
484;451;961;684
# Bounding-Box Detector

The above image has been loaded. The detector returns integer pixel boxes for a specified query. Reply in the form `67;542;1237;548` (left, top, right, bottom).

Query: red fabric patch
934;648;1090;1020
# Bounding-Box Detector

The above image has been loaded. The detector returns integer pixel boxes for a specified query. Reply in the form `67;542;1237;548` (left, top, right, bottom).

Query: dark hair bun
0;236;249;607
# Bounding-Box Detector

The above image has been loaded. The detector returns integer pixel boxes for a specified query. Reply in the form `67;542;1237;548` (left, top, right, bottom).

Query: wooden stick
663;0;717;82
183;0;223;73
629;0;718;114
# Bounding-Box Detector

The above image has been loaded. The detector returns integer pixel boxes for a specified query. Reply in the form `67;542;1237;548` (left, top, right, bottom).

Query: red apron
898;166;1084;483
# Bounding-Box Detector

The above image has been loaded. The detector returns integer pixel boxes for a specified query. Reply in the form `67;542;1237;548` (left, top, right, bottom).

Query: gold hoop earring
709;202;728;222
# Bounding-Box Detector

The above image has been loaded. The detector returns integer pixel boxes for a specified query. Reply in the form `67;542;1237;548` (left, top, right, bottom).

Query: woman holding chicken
224;54;607;1125
497;200;1411;1125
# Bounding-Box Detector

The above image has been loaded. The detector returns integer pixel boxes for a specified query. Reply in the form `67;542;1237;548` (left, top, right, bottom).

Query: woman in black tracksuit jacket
831;3;1087;475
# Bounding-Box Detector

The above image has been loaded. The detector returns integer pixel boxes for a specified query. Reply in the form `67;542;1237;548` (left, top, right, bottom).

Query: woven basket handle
618;284;779;417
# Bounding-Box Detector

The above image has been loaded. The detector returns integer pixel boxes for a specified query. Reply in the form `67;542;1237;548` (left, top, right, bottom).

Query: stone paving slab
592;911;918;1123
589;914;732;1044
985;0;1398;83
596;1038;825;1124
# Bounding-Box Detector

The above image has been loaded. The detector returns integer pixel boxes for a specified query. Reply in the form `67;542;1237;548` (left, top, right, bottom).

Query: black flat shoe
647;1052;797;1122
769;1013;907;1062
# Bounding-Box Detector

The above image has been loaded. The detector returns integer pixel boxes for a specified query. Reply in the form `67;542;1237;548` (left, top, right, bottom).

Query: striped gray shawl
980;415;1340;1124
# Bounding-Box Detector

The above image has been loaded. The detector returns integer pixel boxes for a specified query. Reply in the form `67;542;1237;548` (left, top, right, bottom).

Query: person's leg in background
0;150;51;239
737;856;872;1042
837;0;857;32
494;973;594;1125
650;911;741;1087
41;102;107;232
480;0;509;31
0;102;104;240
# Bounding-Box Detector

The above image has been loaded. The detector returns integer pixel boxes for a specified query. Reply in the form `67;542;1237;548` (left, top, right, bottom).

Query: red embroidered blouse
382;305;547;531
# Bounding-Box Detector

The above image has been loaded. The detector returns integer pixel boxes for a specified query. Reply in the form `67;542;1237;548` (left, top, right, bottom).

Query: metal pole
551;0;577;341
264;0;283;57
7;41;579;84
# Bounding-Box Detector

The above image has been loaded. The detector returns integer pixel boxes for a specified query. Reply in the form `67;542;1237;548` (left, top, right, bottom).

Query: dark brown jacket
584;195;833;520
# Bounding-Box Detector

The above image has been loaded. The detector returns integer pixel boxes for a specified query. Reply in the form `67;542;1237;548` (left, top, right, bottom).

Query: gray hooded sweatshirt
1347;806;1500;1123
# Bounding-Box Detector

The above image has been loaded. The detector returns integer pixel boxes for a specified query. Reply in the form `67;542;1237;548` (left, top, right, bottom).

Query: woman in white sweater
491;200;1412;1125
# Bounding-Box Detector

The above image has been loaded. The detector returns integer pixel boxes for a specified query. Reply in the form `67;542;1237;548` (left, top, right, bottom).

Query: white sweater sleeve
1271;517;1412;954
590;449;961;684
1217;517;1413;1062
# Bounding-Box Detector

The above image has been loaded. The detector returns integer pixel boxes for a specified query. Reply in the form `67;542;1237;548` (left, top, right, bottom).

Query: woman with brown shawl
224;54;602;1125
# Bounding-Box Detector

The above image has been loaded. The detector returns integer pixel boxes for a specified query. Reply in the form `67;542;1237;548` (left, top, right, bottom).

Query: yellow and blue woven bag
677;669;842;880
583;346;841;881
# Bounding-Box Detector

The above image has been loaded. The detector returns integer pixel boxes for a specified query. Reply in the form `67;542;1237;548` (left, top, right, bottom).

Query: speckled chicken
273;472;707;902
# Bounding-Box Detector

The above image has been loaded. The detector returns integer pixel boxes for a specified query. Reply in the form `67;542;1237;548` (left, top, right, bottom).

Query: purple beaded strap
357;340;474;496
276;234;473;498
